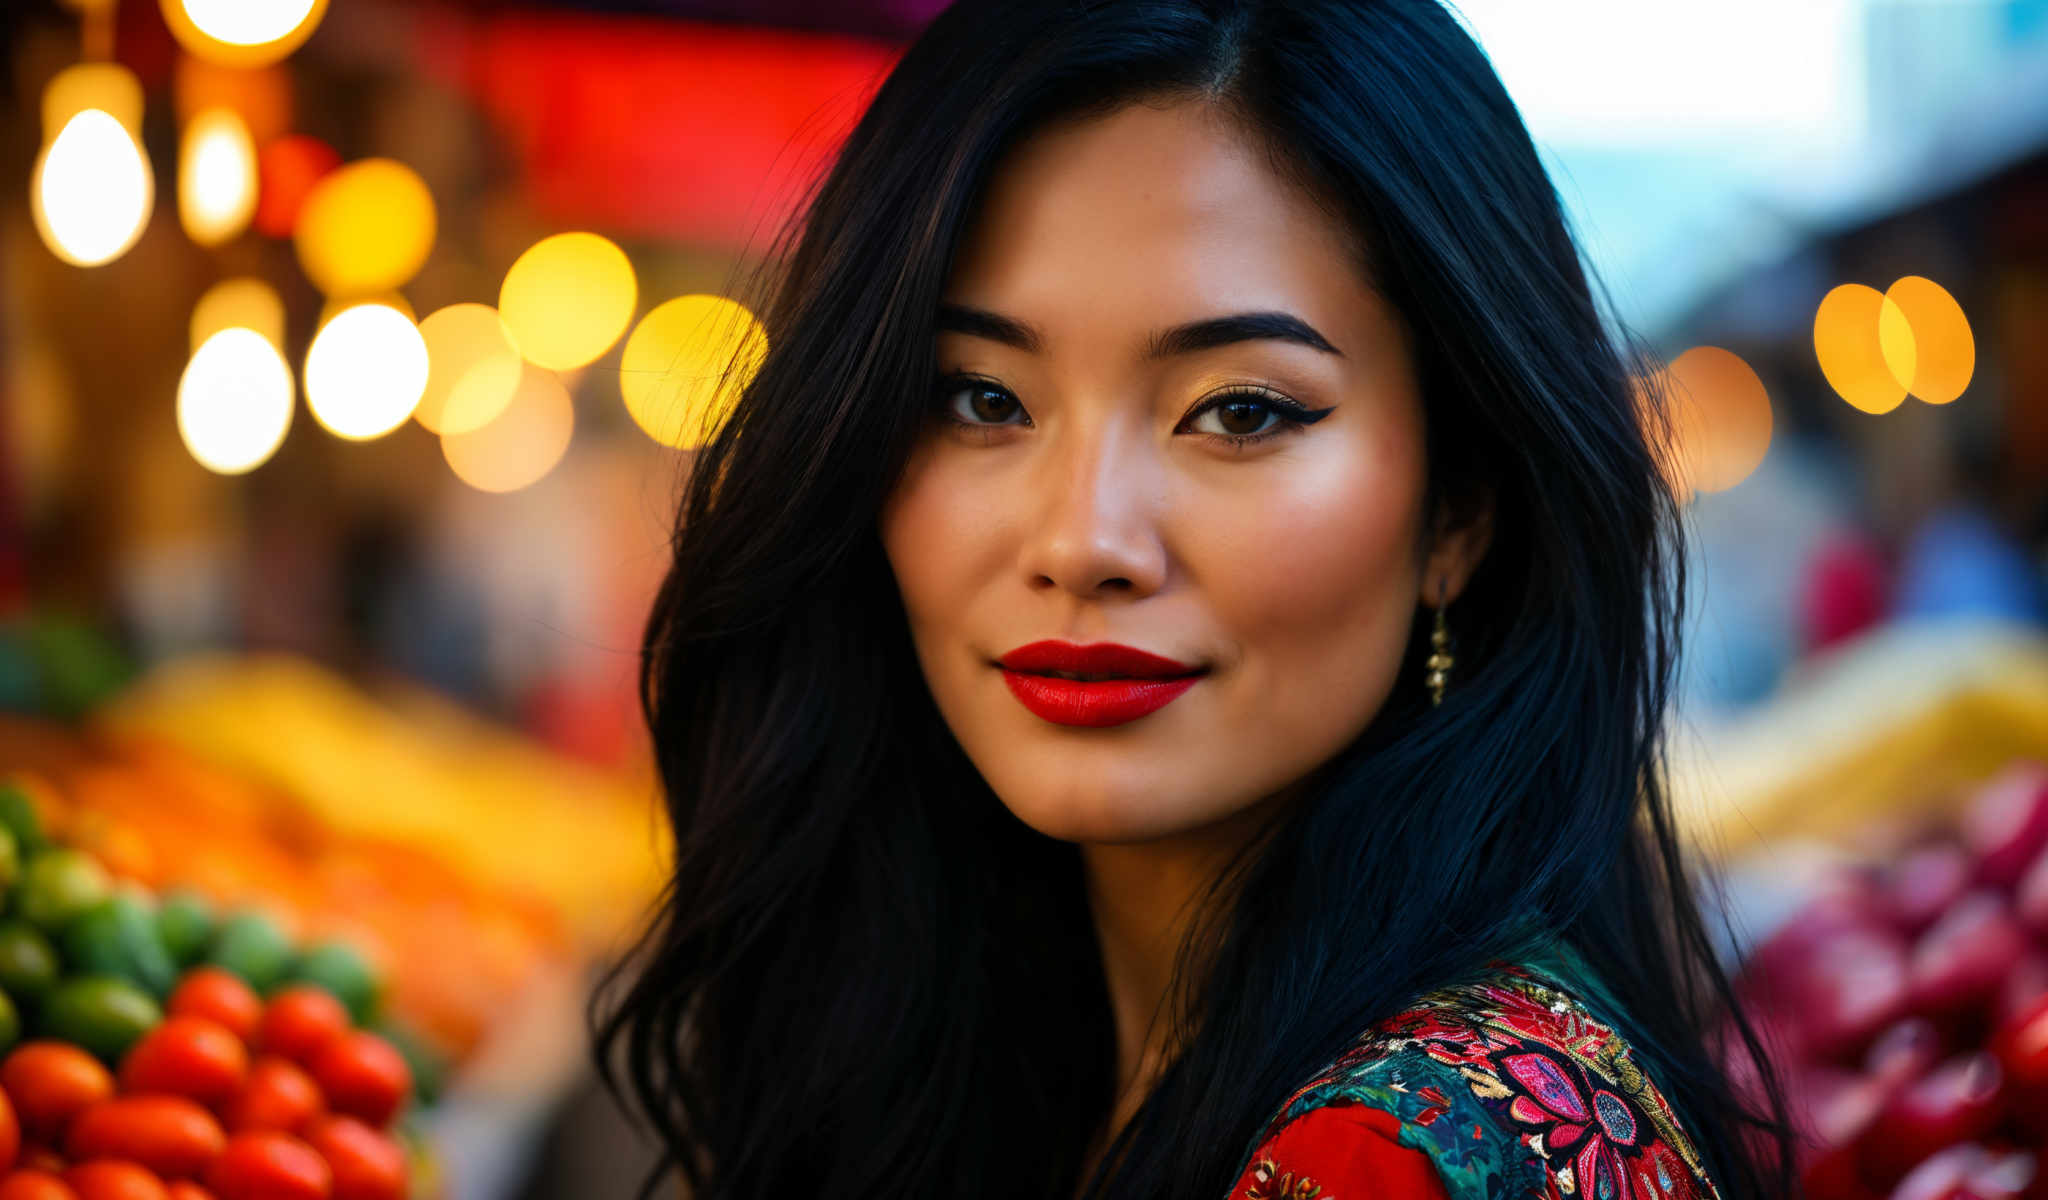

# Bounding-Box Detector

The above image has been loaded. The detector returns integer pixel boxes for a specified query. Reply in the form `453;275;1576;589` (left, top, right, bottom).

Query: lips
997;640;1202;679
996;641;1208;727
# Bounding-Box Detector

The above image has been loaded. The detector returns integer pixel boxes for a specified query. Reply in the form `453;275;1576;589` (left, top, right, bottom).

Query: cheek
1195;431;1424;715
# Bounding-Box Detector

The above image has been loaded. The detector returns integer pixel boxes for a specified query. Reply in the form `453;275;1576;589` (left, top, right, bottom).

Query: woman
592;1;1799;1197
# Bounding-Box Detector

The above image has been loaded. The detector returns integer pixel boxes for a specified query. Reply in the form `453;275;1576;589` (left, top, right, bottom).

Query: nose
1016;409;1169;599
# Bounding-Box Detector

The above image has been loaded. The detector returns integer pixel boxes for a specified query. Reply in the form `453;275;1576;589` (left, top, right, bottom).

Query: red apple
1856;1052;2006;1190
1907;891;2031;1025
1887;842;1974;937
1964;762;2048;890
1865;1018;1944;1092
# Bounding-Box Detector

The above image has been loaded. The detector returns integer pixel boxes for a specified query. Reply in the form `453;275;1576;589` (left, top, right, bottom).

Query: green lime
0;920;60;1003
206;911;294;993
0;989;19;1057
16;849;112;934
0;826;20;903
0;781;50;856
155;891;215;967
41;975;160;1063
372;1019;447;1107
287;940;383;1025
62;891;177;998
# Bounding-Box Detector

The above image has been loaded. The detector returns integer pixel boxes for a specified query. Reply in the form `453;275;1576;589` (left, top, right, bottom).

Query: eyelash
930;373;1330;451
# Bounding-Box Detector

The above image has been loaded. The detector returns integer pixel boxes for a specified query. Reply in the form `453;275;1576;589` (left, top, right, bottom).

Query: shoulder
1227;950;1722;1200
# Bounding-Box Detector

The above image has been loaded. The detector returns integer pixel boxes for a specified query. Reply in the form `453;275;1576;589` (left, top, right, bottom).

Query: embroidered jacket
1226;944;1721;1200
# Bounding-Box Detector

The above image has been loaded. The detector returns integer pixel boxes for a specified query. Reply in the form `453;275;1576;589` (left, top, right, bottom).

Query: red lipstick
996;640;1208;728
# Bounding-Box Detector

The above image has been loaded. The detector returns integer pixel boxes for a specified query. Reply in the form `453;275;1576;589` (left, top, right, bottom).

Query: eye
933;374;1030;435
1179;387;1332;449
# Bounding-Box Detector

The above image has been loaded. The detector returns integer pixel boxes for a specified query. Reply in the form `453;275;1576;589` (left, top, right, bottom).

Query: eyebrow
934;303;1345;360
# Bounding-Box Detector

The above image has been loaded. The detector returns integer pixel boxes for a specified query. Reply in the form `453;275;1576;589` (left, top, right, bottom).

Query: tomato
219;1060;320;1137
203;1133;329;1200
253;992;346;1070
60;1162;167;1200
65;1096;224;1180
1;1044;115;1143
163;975;258;1048
12;1149;60;1175
0;1085;19;1173
305;1037;407;1129
162;1186;210;1200
0;1170;77;1200
301;1117;402;1200
117;1020;247;1110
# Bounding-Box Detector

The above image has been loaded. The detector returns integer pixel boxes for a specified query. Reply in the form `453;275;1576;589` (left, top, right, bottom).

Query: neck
1078;791;1293;1142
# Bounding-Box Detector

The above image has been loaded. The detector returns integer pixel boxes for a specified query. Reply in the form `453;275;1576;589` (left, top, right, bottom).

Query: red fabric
1228;1102;1453;1200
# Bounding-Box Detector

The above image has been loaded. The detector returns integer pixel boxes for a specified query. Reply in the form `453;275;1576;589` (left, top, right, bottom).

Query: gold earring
1426;577;1454;707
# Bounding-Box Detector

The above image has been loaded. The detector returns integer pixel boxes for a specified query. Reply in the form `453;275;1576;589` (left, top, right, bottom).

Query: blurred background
1;0;2046;1197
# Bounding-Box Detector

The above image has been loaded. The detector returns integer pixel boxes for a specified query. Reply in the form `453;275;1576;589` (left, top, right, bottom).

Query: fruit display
0;652;667;1064
1717;760;2048;1198
0;792;431;1199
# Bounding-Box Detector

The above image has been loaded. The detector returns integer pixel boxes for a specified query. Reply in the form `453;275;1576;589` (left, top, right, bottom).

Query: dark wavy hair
590;2;1799;1197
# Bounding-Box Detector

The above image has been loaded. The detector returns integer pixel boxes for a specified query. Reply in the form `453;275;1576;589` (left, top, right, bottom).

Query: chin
985;768;1242;845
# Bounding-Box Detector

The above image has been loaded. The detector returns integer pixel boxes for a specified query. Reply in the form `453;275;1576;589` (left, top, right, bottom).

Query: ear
1419;484;1494;607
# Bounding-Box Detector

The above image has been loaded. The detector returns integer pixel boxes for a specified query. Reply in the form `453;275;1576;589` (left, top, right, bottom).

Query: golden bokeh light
189;277;284;353
42;62;143;140
1661;346;1773;495
179;107;257;247
1884;275;1974;405
31;109;153;268
1814;283;1908;414
161;0;328;68
440;364;574;493
303;303;429;441
619;295;767;448
173;58;291;146
415;304;524;435
294;158;436;297
316;292;414;328
178;327;293;474
498;233;637;370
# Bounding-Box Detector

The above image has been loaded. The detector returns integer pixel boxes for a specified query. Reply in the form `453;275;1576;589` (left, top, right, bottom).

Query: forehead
943;100;1376;348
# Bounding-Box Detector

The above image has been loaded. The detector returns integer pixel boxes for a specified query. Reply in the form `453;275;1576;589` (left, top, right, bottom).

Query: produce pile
0;780;434;1200
1725;759;2048;1199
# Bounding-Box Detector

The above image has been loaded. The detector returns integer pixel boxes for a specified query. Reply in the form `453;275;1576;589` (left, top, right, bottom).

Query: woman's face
879;100;1490;845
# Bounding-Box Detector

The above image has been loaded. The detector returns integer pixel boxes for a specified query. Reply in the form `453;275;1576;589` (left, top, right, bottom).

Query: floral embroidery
1228;949;1721;1200
1243;1158;1326;1200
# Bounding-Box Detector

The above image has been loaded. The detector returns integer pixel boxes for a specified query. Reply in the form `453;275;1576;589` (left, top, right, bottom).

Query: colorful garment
1227;943;1721;1200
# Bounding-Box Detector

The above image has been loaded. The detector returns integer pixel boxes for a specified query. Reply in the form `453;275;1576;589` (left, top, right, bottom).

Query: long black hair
590;2;1799;1196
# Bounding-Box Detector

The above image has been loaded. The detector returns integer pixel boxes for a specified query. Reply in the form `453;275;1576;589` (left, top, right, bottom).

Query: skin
876;98;1493;1173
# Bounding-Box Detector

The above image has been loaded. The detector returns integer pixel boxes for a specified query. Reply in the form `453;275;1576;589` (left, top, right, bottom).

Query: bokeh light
42;62;143;140
179;107;258;247
415;304;524;435
183;0;318;44
1884;275;1975;405
619;295;767;448
1662;346;1774;495
255;135;339;238
1814;283;1908;414
31;109;154;268
293;158;436;297
498;233;637;370
161;0;329;67
317;292;414;327
189;277;284;353
173;58;291;147
303;303;429;441
440;364;574;493
178;327;293;474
